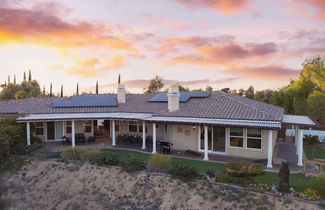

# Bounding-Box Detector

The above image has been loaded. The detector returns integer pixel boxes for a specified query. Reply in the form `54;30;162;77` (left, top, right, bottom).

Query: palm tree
60;85;64;97
76;83;79;95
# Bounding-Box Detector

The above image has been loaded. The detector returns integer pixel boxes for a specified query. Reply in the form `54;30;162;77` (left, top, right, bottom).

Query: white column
26;122;31;146
267;130;273;168
142;122;146;149
203;125;209;161
297;129;304;166
112;120;116;146
295;125;299;148
152;123;156;154
71;120;75;147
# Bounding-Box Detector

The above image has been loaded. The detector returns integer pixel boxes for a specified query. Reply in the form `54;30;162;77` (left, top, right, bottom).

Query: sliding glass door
200;126;226;153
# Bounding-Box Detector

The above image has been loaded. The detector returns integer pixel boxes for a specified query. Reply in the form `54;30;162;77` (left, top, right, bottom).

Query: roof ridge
220;92;279;120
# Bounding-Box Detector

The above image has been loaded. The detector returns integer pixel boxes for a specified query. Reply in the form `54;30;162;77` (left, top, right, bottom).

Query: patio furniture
75;133;85;143
159;141;173;154
88;136;96;143
61;136;71;145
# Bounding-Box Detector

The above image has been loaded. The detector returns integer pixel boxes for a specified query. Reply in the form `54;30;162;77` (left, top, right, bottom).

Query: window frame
66;121;72;134
229;128;244;148
34;122;44;135
83;120;92;134
246;128;262;150
128;121;138;133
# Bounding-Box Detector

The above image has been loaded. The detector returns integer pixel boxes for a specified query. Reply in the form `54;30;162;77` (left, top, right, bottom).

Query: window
128;121;138;132
115;121;120;132
83;120;92;133
66;121;72;134
247;128;262;149
229;128;244;148
139;124;147;133
35;122;44;135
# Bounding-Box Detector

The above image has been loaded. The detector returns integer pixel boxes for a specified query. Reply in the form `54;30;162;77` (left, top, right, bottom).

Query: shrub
82;149;101;164
224;161;264;178
147;154;171;173
122;155;146;173
310;174;325;199
303;188;321;200
215;173;250;186
304;135;320;145
61;147;85;162
103;152;119;166
169;163;198;182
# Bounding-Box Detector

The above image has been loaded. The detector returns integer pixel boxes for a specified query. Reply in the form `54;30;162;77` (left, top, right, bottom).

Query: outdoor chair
75;133;85;143
159;141;173;154
88;136;96;143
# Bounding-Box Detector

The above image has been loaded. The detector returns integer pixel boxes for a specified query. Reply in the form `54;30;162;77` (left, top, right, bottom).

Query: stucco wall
168;124;199;151
225;129;277;159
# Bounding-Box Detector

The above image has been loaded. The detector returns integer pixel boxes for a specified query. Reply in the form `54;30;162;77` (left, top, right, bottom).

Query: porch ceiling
16;112;153;122
282;114;318;127
145;116;281;129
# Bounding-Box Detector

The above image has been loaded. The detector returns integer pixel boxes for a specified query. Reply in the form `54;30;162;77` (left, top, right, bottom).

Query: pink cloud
172;0;252;15
290;0;325;19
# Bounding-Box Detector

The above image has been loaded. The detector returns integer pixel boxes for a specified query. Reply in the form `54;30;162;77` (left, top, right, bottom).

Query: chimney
167;87;180;112
117;84;126;103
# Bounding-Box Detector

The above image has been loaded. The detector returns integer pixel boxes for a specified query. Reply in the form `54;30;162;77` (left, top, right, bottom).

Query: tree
76;83;79;95
96;81;99;94
238;88;245;96
43;86;46;95
7;75;10;84
169;82;189;92
205;85;213;92
246;86;255;99
60;85;63;97
220;88;230;93
13;75;16;84
23;72;26;81
28;70;32;82
118;74;121;84
49;83;53;97
144;75;164;93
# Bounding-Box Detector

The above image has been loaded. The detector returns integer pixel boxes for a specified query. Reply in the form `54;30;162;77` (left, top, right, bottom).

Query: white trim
198;126;227;154
152;123;157;154
112;120;116;146
71;120;75;147
26;122;31;146
267;130;273;168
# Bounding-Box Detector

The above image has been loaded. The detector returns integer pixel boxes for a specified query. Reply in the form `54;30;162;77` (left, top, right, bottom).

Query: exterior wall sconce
193;126;197;130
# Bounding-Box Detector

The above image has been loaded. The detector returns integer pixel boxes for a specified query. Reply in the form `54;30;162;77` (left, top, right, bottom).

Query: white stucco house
0;82;317;168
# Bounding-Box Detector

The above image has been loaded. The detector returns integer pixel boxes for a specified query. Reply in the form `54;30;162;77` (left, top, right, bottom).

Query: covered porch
18;113;283;168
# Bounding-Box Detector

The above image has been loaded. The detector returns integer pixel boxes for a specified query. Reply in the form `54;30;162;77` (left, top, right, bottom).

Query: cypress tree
60;85;63;97
14;75;16;84
23;72;26;81
76;83;79;95
118;74;121;84
28;69;32;81
50;83;53;97
43;86;46;95
7;75;10;84
96;81;99;94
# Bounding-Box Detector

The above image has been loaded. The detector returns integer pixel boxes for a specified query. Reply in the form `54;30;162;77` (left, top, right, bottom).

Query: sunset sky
0;0;325;95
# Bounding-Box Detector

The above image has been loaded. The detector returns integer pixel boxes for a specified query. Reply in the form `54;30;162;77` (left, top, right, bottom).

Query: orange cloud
0;5;135;51
172;0;252;15
65;54;126;78
291;0;325;19
226;65;299;79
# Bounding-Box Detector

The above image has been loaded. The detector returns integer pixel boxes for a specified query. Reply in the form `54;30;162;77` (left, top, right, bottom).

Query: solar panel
52;95;118;107
148;92;211;102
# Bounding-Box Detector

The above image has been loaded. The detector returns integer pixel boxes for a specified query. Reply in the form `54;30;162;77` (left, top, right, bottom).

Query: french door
200;126;226;153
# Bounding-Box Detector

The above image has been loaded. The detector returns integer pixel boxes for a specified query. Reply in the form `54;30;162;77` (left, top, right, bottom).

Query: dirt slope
1;160;322;210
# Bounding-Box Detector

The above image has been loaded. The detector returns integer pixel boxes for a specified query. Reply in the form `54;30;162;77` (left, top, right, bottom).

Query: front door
47;122;55;140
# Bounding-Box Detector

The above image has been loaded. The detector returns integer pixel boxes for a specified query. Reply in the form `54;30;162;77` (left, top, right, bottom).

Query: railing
304;159;325;173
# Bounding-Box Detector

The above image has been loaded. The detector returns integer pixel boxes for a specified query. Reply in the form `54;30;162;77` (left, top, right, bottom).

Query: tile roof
0;92;284;122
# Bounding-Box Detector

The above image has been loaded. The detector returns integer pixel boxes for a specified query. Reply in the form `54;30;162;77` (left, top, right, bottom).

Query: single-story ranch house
0;83;317;168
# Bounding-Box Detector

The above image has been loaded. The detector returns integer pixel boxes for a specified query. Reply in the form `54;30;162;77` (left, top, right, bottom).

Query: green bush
104;152;119;165
147;154;171;173
304;135;320;145
82;149;101;164
61;147;85;162
224;161;264;178
303;188;321;200
216;173;252;186
310;174;325;199
169;163;198;182
123;155;146;173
